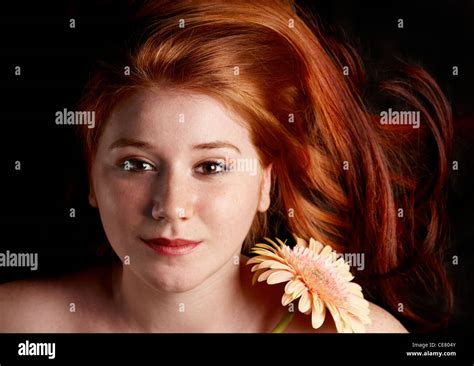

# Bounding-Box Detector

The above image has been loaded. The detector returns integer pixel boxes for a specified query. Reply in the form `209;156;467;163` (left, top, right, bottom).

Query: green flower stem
271;309;295;333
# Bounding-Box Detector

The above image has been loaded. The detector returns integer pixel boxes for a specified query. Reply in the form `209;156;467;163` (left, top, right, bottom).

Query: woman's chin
139;267;207;294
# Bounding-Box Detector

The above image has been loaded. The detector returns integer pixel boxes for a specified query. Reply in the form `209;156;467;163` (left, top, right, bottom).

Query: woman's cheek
197;179;259;242
96;176;149;235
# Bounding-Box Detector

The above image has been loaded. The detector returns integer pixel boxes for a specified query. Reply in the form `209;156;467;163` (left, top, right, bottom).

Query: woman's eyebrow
108;138;154;151
192;141;241;155
108;138;241;155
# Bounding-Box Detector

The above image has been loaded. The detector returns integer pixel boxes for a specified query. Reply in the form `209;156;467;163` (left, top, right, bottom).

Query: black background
0;0;472;356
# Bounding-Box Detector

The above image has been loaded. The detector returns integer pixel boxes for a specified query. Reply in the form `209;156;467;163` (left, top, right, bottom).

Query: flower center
290;252;348;307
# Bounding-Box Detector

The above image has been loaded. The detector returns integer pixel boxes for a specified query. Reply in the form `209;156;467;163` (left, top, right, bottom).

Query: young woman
0;0;452;333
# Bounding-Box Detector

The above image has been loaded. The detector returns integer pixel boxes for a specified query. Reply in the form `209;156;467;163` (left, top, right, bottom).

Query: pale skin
0;88;407;333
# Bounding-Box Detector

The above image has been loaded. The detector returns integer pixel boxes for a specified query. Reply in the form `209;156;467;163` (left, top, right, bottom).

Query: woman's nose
151;167;194;222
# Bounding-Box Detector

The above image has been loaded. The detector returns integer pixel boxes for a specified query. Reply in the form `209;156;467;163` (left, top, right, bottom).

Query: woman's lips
141;238;202;256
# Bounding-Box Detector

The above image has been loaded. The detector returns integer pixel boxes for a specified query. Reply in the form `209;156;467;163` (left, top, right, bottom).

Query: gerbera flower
247;234;371;333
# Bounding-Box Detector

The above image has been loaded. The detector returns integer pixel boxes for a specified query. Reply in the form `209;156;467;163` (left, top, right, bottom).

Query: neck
113;254;261;332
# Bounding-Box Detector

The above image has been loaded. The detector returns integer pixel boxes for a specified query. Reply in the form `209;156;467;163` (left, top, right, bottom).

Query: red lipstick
142;237;202;256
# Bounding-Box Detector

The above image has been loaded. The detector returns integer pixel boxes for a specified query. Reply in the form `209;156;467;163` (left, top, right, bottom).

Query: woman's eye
120;159;155;172
196;160;228;175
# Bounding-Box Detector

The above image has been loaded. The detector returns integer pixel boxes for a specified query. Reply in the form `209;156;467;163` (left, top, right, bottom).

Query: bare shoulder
284;301;408;333
0;276;76;332
365;302;408;333
0;265;115;333
241;256;408;333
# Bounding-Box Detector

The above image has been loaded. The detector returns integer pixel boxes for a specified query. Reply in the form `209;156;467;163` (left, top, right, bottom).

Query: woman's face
89;88;272;293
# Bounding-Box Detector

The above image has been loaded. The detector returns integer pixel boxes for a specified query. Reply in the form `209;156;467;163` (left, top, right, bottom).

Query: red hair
77;0;453;331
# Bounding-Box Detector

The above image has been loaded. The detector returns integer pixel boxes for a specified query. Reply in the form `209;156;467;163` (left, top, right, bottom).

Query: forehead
103;88;251;144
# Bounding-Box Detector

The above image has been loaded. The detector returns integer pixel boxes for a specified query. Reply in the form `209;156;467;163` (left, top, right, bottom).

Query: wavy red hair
77;0;453;331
